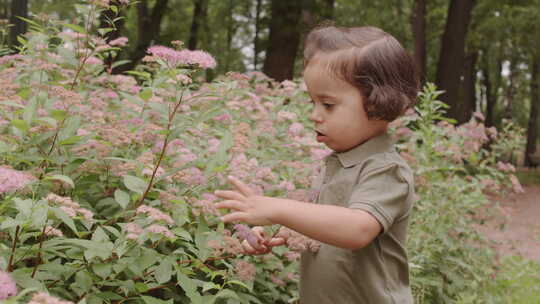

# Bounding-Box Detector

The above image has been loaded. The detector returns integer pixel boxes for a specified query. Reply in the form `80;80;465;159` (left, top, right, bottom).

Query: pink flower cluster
233;260;256;282
124;221;174;240
108;37;128;47
27;292;74;304
234;224;260;248
145;45;216;69
0;271;17;300
45;225;64;237
136;205;174;225
0;166;35;194
45;193;94;221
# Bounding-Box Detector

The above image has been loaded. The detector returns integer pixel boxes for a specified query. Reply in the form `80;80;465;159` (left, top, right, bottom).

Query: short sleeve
348;163;411;234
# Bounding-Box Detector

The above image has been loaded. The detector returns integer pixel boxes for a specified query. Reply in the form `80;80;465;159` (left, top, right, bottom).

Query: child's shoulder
359;149;413;182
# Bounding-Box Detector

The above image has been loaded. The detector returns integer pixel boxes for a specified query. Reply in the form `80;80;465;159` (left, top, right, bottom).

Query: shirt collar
329;133;395;168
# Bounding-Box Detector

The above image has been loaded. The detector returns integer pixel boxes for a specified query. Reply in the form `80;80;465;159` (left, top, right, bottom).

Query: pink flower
288;122;304;137
473;111;485;121
234;224;259;248
125;222;143;240
146;45;216;69
44;226;64;237
0;54;23;65
213;113;232;123
27;292;74;304
509;174;524;193
108;37;128;47
310;148;332;161
136;205;174;225
208;138;221;153
0;270;17;300
233;260;256;282
395;127;413;138
147;224;174;238
0;166;35;194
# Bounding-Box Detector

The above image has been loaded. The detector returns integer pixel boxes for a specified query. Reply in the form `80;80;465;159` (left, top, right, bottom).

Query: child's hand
214;176;281;226
242;226;286;255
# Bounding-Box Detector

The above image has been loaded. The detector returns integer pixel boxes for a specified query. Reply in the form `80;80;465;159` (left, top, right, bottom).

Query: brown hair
303;26;419;121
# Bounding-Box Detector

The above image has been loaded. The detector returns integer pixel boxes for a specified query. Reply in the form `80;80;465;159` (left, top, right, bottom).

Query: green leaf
141;296;173;304
176;271;203;304
52;207;78;235
23;97;38;124
123;175;147;195
114;189;130;209
59;135;83;146
11;119;30;133
155;259;173;284
50;109;67;121
93;263;112;279
17;87;31;100
139;88;153;101
45;174;75;188
92;227;110;242
75;270;93;292
63;23;87;34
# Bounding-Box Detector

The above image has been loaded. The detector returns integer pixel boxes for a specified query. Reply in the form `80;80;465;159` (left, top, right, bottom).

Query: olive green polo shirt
300;133;414;304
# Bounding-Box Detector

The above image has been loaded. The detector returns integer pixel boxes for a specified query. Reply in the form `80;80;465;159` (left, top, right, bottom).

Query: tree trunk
411;0;426;81
525;59;539;167
188;0;206;50
1;0;9;19
9;0;28;47
224;0;234;72
263;0;303;81
99;1;126;71
481;50;496;128
435;0;476;122
253;0;263;70
320;0;335;20
459;51;478;124
116;0;169;73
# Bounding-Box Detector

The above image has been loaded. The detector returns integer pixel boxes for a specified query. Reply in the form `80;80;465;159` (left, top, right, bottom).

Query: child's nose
309;108;323;123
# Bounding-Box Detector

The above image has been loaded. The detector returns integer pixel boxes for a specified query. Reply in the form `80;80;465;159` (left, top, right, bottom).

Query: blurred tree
9;0;27;47
435;0;476;123
119;0;170;73
263;0;304;81
188;0;207;50
526;59;539;165
411;0;426;81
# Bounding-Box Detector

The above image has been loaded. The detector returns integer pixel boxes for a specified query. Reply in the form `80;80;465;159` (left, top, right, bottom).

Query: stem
7;226;20;272
31;225;47;278
136;88;186;207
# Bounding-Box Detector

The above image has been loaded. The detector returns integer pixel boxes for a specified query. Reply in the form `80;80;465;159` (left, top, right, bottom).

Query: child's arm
215;176;381;250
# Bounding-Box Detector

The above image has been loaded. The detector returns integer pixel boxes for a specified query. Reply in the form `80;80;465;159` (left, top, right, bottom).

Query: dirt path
476;185;540;261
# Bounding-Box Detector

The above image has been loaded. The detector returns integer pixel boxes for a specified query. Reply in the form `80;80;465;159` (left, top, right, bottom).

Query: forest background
2;0;540;160
1;0;540;303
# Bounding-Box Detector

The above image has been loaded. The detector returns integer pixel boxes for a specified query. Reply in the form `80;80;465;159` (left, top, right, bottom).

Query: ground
476;185;540;261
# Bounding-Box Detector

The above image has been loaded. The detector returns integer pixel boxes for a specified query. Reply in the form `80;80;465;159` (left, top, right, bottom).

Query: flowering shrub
0;2;527;303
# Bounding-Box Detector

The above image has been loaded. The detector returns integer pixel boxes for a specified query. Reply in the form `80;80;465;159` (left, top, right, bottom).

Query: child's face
304;58;388;152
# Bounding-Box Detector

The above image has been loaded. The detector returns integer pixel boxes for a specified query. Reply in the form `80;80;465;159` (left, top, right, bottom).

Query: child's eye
323;103;333;109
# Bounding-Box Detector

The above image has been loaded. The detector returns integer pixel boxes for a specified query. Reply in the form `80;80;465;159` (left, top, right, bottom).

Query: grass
489;256;540;303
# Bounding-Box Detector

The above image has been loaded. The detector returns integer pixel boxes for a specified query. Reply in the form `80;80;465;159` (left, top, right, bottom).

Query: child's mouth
316;131;326;142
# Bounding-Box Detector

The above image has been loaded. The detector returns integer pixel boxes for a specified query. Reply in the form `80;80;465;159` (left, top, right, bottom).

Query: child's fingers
214;190;244;201
215;200;245;211
227;176;254;197
252;226;267;240
220;212;248;223
242;240;268;254
267;237;286;247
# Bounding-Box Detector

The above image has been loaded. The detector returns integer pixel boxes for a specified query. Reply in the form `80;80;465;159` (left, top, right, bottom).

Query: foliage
0;4;533;304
